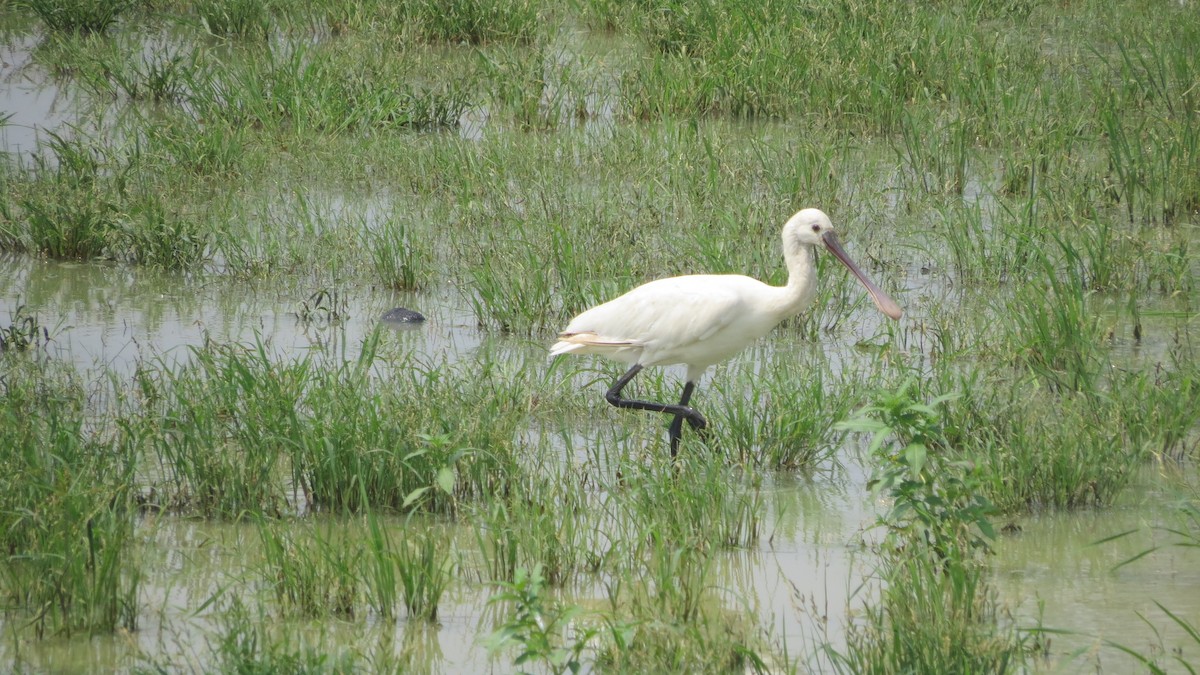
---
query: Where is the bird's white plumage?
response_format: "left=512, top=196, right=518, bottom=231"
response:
left=551, top=273, right=793, bottom=381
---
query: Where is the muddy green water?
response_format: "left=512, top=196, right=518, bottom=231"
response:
left=2, top=260, right=1198, bottom=673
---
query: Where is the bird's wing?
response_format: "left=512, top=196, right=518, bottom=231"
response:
left=558, top=275, right=751, bottom=354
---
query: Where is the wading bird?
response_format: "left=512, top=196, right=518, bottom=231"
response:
left=550, top=208, right=902, bottom=457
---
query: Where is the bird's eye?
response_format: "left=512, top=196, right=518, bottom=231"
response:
left=811, top=224, right=821, bottom=233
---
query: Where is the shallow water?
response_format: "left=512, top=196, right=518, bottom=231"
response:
left=0, top=254, right=482, bottom=379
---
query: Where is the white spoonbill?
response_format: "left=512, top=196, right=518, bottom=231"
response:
left=550, top=208, right=902, bottom=457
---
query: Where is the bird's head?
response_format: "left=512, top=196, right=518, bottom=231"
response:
left=783, top=208, right=835, bottom=248
left=783, top=208, right=903, bottom=321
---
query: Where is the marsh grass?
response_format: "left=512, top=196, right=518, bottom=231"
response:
left=463, top=208, right=639, bottom=334
left=999, top=233, right=1111, bottom=392
left=133, top=339, right=296, bottom=517
left=473, top=474, right=599, bottom=586
left=598, top=554, right=765, bottom=674
left=393, top=524, right=457, bottom=621
left=195, top=0, right=271, bottom=39
left=9, top=131, right=127, bottom=260
left=1096, top=28, right=1200, bottom=223
left=618, top=454, right=763, bottom=552
left=142, top=114, right=247, bottom=175
left=355, top=509, right=458, bottom=619
left=132, top=333, right=530, bottom=516
left=20, top=0, right=133, bottom=34
left=0, top=302, right=51, bottom=352
left=5, top=131, right=214, bottom=267
left=365, top=214, right=432, bottom=291
left=405, top=0, right=543, bottom=45
left=833, top=552, right=1024, bottom=674
left=710, top=353, right=859, bottom=469
left=0, top=356, right=139, bottom=638
left=186, top=42, right=473, bottom=135
left=193, top=597, right=360, bottom=674
left=832, top=380, right=1026, bottom=672
left=259, top=520, right=361, bottom=619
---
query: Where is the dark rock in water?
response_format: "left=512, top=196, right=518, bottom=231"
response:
left=381, top=307, right=426, bottom=324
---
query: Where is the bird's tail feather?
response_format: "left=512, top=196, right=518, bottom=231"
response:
left=549, top=332, right=634, bottom=357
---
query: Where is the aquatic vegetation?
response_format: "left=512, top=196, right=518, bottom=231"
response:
left=841, top=381, right=996, bottom=561
left=832, top=381, right=1026, bottom=672
left=194, top=0, right=271, bottom=39
left=405, top=0, right=544, bottom=45
left=832, top=552, right=1026, bottom=674
left=393, top=524, right=457, bottom=621
left=0, top=302, right=51, bottom=352
left=366, top=215, right=432, bottom=291
left=259, top=521, right=361, bottom=619
left=473, top=475, right=600, bottom=586
left=0, top=357, right=139, bottom=638
left=20, top=0, right=133, bottom=34
left=486, top=565, right=594, bottom=675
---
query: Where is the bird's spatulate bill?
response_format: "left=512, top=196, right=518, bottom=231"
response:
left=822, top=232, right=903, bottom=320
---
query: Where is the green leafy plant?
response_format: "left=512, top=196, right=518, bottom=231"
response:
left=839, top=379, right=996, bottom=561
left=486, top=565, right=595, bottom=675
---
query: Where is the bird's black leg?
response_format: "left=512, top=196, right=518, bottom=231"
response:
left=606, top=365, right=707, bottom=457
left=666, top=380, right=707, bottom=457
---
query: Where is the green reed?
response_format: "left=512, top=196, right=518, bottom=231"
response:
left=259, top=520, right=361, bottom=619
left=393, top=524, right=457, bottom=621
left=0, top=356, right=139, bottom=638
left=710, top=348, right=863, bottom=469
left=1004, top=240, right=1108, bottom=393
left=133, top=339, right=297, bottom=517
left=617, top=453, right=763, bottom=552
left=6, top=131, right=214, bottom=268
left=472, top=473, right=599, bottom=586
left=19, top=0, right=133, bottom=34
left=185, top=41, right=473, bottom=135
left=365, top=214, right=432, bottom=291
left=194, top=0, right=271, bottom=39
left=404, top=0, right=543, bottom=45
left=129, top=332, right=535, bottom=516
left=597, top=541, right=763, bottom=674
left=832, top=551, right=1025, bottom=674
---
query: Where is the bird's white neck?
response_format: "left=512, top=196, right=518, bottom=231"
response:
left=771, top=240, right=819, bottom=320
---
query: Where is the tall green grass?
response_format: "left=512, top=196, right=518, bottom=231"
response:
left=259, top=520, right=361, bottom=619
left=195, top=0, right=271, bottom=39
left=20, top=0, right=133, bottom=34
left=473, top=473, right=600, bottom=586
left=0, top=356, right=139, bottom=638
left=131, top=332, right=531, bottom=516
left=5, top=131, right=213, bottom=268
left=186, top=42, right=473, bottom=135
left=404, top=0, right=543, bottom=45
